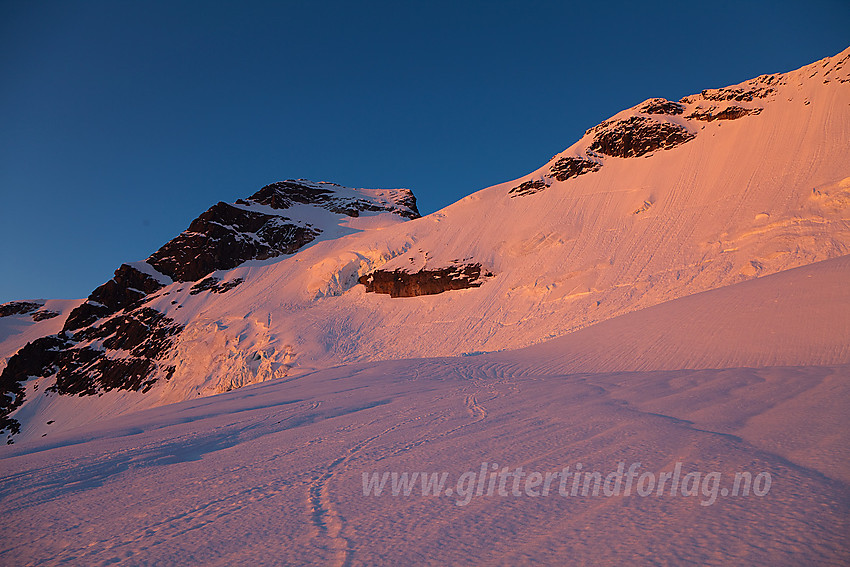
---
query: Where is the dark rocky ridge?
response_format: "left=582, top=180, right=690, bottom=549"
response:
left=147, top=203, right=321, bottom=283
left=639, top=98, right=685, bottom=115
left=189, top=276, right=245, bottom=295
left=509, top=180, right=550, bottom=197
left=588, top=116, right=695, bottom=158
left=1, top=306, right=182, bottom=439
left=359, top=264, right=492, bottom=298
left=549, top=156, right=602, bottom=181
left=31, top=310, right=60, bottom=322
left=0, top=301, right=42, bottom=318
left=685, top=106, right=762, bottom=122
left=64, top=264, right=167, bottom=332
left=240, top=180, right=420, bottom=219
left=1, top=336, right=64, bottom=436
left=150, top=181, right=419, bottom=283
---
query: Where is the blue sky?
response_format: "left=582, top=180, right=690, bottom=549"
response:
left=1, top=0, right=848, bottom=302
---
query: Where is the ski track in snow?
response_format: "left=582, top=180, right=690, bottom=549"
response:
left=307, top=414, right=418, bottom=567
left=306, top=384, right=496, bottom=566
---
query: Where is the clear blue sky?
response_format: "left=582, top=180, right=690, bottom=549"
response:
left=2, top=0, right=848, bottom=302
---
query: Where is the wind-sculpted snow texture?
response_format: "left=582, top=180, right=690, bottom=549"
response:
left=2, top=48, right=850, bottom=448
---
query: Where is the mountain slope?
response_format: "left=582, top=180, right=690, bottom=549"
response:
left=1, top=251, right=847, bottom=565
left=1, top=181, right=419, bottom=437
left=2, top=47, right=849, bottom=440
left=494, top=253, right=850, bottom=374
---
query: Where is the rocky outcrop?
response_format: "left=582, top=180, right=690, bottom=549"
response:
left=0, top=301, right=42, bottom=318
left=588, top=116, right=695, bottom=158
left=549, top=156, right=602, bottom=181
left=31, top=310, right=60, bottom=322
left=150, top=180, right=419, bottom=283
left=56, top=307, right=181, bottom=393
left=822, top=52, right=850, bottom=84
left=148, top=203, right=321, bottom=283
left=694, top=85, right=776, bottom=103
left=64, top=263, right=168, bottom=331
left=1, top=305, right=182, bottom=439
left=359, top=263, right=492, bottom=298
left=241, top=180, right=420, bottom=219
left=509, top=156, right=603, bottom=197
left=0, top=301, right=63, bottom=323
left=639, top=98, right=685, bottom=115
left=509, top=180, right=550, bottom=197
left=685, top=106, right=762, bottom=122
left=633, top=200, right=653, bottom=215
left=680, top=74, right=782, bottom=104
left=189, top=276, right=244, bottom=295
left=0, top=335, right=65, bottom=436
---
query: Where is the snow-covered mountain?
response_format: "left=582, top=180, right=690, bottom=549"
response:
left=2, top=253, right=848, bottom=565
left=2, top=47, right=849, bottom=442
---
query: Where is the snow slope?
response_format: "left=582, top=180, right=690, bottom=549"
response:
left=493, top=253, right=850, bottom=374
left=3, top=48, right=850, bottom=441
left=1, top=253, right=847, bottom=566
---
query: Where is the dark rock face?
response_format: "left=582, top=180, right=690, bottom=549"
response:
left=31, top=310, right=60, bottom=322
left=1, top=305, right=182, bottom=439
left=549, top=156, right=602, bottom=181
left=149, top=180, right=419, bottom=284
left=685, top=106, right=762, bottom=122
left=0, top=301, right=42, bottom=318
left=680, top=75, right=781, bottom=104
left=509, top=180, right=550, bottom=197
left=64, top=264, right=167, bottom=331
left=56, top=307, right=181, bottom=394
left=0, top=335, right=67, bottom=437
left=379, top=190, right=420, bottom=219
left=148, top=203, right=321, bottom=283
left=639, top=98, right=685, bottom=115
left=189, top=276, right=244, bottom=295
left=359, top=264, right=492, bottom=298
left=588, top=116, right=695, bottom=158
left=241, top=180, right=420, bottom=220
left=696, top=86, right=775, bottom=102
